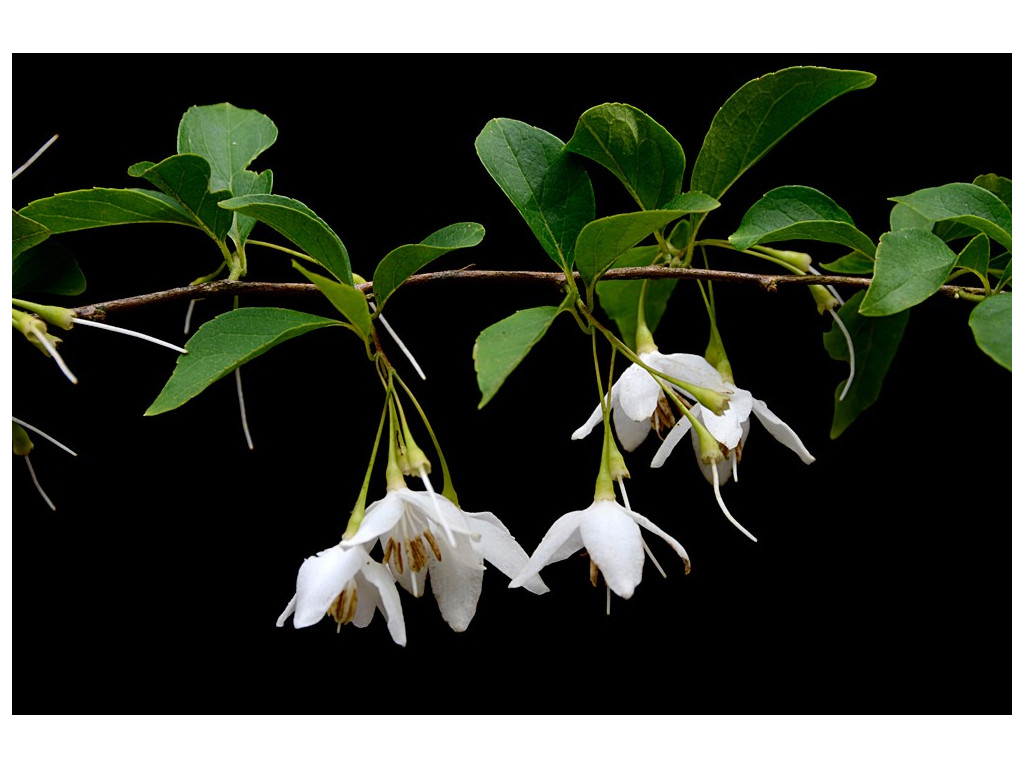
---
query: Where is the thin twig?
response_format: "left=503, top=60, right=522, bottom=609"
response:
left=68, top=268, right=990, bottom=321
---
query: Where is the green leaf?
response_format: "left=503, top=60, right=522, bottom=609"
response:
left=372, top=222, right=485, bottom=309
left=969, top=293, right=1011, bottom=370
left=128, top=154, right=234, bottom=241
left=473, top=305, right=561, bottom=408
left=475, top=118, right=595, bottom=271
left=228, top=169, right=274, bottom=247
left=13, top=240, right=86, bottom=296
left=861, top=229, right=958, bottom=316
left=889, top=183, right=1012, bottom=252
left=292, top=261, right=372, bottom=340
left=219, top=194, right=352, bottom=285
left=176, top=103, right=278, bottom=193
left=995, top=257, right=1012, bottom=293
left=972, top=173, right=1011, bottom=210
left=819, top=252, right=875, bottom=274
left=728, top=185, right=876, bottom=257
left=824, top=290, right=909, bottom=438
left=595, top=245, right=676, bottom=350
left=691, top=66, right=876, bottom=200
left=889, top=202, right=935, bottom=233
left=954, top=234, right=990, bottom=284
left=565, top=103, right=686, bottom=210
left=145, top=307, right=342, bottom=416
left=661, top=191, right=721, bottom=214
left=18, top=188, right=195, bottom=233
left=575, top=209, right=684, bottom=289
left=12, top=209, right=50, bottom=257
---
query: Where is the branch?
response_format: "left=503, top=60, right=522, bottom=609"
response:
left=69, top=265, right=988, bottom=320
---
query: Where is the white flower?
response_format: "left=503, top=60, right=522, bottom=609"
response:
left=650, top=384, right=815, bottom=543
left=276, top=544, right=406, bottom=646
left=343, top=487, right=548, bottom=632
left=508, top=496, right=690, bottom=611
left=651, top=385, right=815, bottom=484
left=572, top=350, right=732, bottom=451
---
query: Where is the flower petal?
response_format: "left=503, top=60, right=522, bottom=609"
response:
left=612, top=402, right=652, bottom=452
left=579, top=500, right=644, bottom=599
left=360, top=559, right=407, bottom=646
left=396, top=487, right=476, bottom=539
left=623, top=508, right=690, bottom=571
left=702, top=387, right=753, bottom=448
left=275, top=594, right=297, bottom=627
left=572, top=398, right=606, bottom=441
left=616, top=363, right=661, bottom=422
left=343, top=492, right=408, bottom=548
left=292, top=545, right=368, bottom=628
left=508, top=509, right=586, bottom=589
left=649, top=350, right=732, bottom=393
left=350, top=571, right=381, bottom=629
left=751, top=398, right=816, bottom=464
left=464, top=511, right=549, bottom=594
left=428, top=546, right=485, bottom=632
left=650, top=413, right=693, bottom=468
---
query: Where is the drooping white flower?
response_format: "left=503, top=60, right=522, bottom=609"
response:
left=572, top=350, right=733, bottom=451
left=343, top=487, right=548, bottom=632
left=649, top=384, right=815, bottom=543
left=276, top=543, right=406, bottom=646
left=508, top=495, right=690, bottom=612
left=651, top=385, right=815, bottom=484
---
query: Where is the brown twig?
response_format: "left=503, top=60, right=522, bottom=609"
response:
left=68, top=266, right=988, bottom=320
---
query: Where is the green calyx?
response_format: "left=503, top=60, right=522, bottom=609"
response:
left=11, top=299, right=76, bottom=330
left=12, top=422, right=34, bottom=456
left=810, top=284, right=839, bottom=314
left=13, top=309, right=63, bottom=356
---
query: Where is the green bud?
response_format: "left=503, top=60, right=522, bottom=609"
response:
left=755, top=245, right=813, bottom=272
left=692, top=418, right=726, bottom=466
left=403, top=443, right=432, bottom=476
left=635, top=319, right=657, bottom=355
left=680, top=382, right=731, bottom=417
left=809, top=284, right=840, bottom=314
left=11, top=298, right=76, bottom=330
left=12, top=422, right=34, bottom=456
left=607, top=439, right=630, bottom=482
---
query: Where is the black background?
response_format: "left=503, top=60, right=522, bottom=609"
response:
left=11, top=54, right=1011, bottom=713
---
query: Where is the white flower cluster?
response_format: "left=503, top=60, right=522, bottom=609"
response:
left=277, top=348, right=814, bottom=644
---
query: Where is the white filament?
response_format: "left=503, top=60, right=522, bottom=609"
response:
left=29, top=327, right=77, bottom=384
left=72, top=317, right=188, bottom=354
left=13, top=134, right=58, bottom=179
left=617, top=478, right=631, bottom=510
left=418, top=467, right=455, bottom=547
left=12, top=417, right=77, bottom=456
left=24, top=456, right=56, bottom=510
left=619, top=479, right=667, bottom=578
left=378, top=312, right=426, bottom=381
left=183, top=299, right=198, bottom=335
left=829, top=308, right=856, bottom=401
left=235, top=368, right=254, bottom=450
left=808, top=266, right=845, bottom=306
left=642, top=537, right=668, bottom=579
left=711, top=462, right=757, bottom=543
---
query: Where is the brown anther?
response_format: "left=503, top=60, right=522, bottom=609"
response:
left=651, top=391, right=678, bottom=439
left=589, top=557, right=600, bottom=588
left=423, top=529, right=443, bottom=561
left=384, top=538, right=404, bottom=574
left=406, top=537, right=429, bottom=573
left=328, top=585, right=359, bottom=626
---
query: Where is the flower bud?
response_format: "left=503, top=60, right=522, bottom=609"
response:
left=12, top=422, right=34, bottom=456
